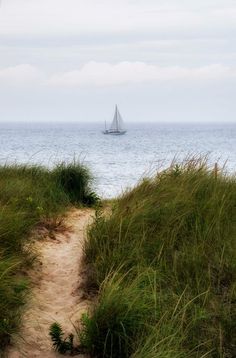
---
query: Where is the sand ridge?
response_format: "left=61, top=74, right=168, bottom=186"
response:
left=6, top=208, right=93, bottom=358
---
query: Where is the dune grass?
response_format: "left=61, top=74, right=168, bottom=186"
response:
left=81, top=158, right=236, bottom=357
left=53, top=161, right=99, bottom=206
left=0, top=161, right=96, bottom=353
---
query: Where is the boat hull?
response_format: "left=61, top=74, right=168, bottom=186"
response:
left=103, top=130, right=126, bottom=135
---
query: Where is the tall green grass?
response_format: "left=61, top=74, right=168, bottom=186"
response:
left=0, top=161, right=96, bottom=353
left=53, top=161, right=98, bottom=206
left=82, top=159, right=236, bottom=357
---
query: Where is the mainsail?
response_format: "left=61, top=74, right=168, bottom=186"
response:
left=110, top=105, right=125, bottom=132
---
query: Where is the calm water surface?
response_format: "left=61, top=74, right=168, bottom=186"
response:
left=0, top=122, right=235, bottom=197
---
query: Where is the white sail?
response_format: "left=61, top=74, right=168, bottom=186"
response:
left=110, top=105, right=125, bottom=132
left=116, top=107, right=125, bottom=131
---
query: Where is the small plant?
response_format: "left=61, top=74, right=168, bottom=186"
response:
left=171, top=163, right=182, bottom=177
left=84, top=191, right=100, bottom=207
left=49, top=322, right=74, bottom=354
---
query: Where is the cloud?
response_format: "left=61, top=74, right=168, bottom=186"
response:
left=0, top=0, right=235, bottom=39
left=0, top=64, right=43, bottom=85
left=0, top=1, right=235, bottom=79
left=0, top=62, right=235, bottom=89
left=47, top=62, right=235, bottom=87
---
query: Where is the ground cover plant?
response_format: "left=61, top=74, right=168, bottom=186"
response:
left=0, top=161, right=96, bottom=353
left=82, top=158, right=236, bottom=358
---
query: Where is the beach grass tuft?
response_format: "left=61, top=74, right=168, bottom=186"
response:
left=81, top=158, right=236, bottom=357
left=52, top=161, right=99, bottom=206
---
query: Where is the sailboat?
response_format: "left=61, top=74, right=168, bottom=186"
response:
left=103, top=105, right=127, bottom=135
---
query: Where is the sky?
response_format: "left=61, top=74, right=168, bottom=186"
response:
left=0, top=0, right=235, bottom=122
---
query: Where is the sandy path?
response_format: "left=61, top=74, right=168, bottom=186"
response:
left=7, top=208, right=93, bottom=358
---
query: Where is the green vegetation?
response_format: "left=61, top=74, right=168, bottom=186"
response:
left=81, top=159, right=236, bottom=357
left=53, top=161, right=99, bottom=206
left=49, top=322, right=74, bottom=354
left=0, top=162, right=96, bottom=353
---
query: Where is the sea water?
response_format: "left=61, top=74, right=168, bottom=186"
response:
left=0, top=122, right=235, bottom=198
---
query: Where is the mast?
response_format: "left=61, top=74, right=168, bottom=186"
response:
left=115, top=104, right=118, bottom=131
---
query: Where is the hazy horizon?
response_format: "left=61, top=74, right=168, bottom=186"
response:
left=0, top=120, right=235, bottom=125
left=0, top=0, right=235, bottom=123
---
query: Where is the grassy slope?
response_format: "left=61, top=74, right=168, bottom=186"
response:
left=0, top=162, right=96, bottom=352
left=82, top=160, right=236, bottom=358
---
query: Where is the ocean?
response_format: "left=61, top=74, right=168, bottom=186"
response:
left=0, top=122, right=235, bottom=198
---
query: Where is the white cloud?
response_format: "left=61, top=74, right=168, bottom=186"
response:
left=47, top=62, right=235, bottom=87
left=0, top=62, right=235, bottom=88
left=0, top=64, right=43, bottom=85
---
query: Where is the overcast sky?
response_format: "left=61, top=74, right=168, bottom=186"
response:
left=0, top=0, right=235, bottom=122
